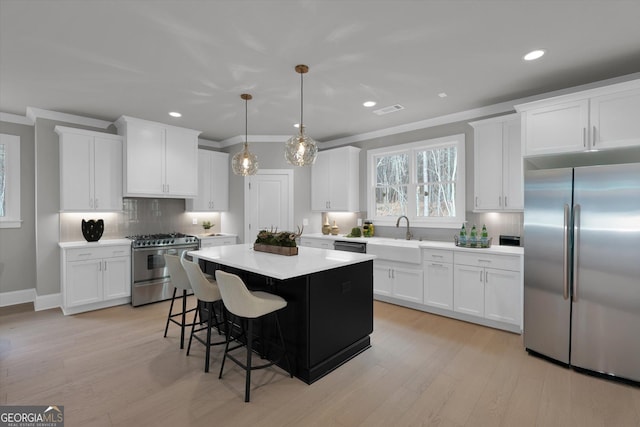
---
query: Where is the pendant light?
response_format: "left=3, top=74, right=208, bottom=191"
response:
left=285, top=64, right=318, bottom=166
left=232, top=93, right=259, bottom=176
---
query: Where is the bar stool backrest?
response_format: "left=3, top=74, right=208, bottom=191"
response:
left=215, top=270, right=265, bottom=318
left=181, top=258, right=221, bottom=303
left=164, top=254, right=191, bottom=291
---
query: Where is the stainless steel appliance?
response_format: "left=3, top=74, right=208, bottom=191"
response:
left=128, top=233, right=199, bottom=306
left=334, top=240, right=367, bottom=253
left=523, top=163, right=640, bottom=384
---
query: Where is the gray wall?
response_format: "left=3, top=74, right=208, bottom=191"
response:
left=0, top=121, right=36, bottom=293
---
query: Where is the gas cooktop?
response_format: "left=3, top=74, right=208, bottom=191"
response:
left=127, top=232, right=198, bottom=248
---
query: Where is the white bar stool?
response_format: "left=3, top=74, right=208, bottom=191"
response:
left=181, top=257, right=227, bottom=373
left=215, top=270, right=293, bottom=402
left=163, top=254, right=197, bottom=349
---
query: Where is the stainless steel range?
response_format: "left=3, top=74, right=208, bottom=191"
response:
left=127, top=233, right=199, bottom=306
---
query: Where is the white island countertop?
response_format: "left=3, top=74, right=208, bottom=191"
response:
left=189, top=243, right=376, bottom=281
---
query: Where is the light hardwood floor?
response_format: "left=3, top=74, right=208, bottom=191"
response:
left=1, top=300, right=639, bottom=426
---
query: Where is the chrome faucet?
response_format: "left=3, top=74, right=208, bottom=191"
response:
left=396, top=215, right=412, bottom=240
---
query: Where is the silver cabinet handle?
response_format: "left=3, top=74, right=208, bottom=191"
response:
left=485, top=271, right=488, bottom=283
left=592, top=125, right=596, bottom=147
left=475, top=196, right=479, bottom=207
left=480, top=270, right=483, bottom=282
left=573, top=204, right=581, bottom=302
left=95, top=198, right=98, bottom=209
left=103, top=260, right=107, bottom=271
left=563, top=203, right=570, bottom=300
left=431, top=263, right=443, bottom=267
left=583, top=127, right=587, bottom=147
left=504, top=196, right=508, bottom=207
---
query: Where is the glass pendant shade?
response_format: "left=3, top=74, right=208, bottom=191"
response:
left=285, top=64, right=318, bottom=166
left=232, top=93, right=258, bottom=176
left=232, top=143, right=259, bottom=176
left=284, top=126, right=318, bottom=166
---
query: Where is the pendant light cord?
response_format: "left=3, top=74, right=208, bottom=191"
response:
left=300, top=71, right=304, bottom=132
left=245, top=96, right=248, bottom=149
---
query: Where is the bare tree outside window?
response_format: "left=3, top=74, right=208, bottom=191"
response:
left=416, top=146, right=457, bottom=217
left=374, top=153, right=408, bottom=216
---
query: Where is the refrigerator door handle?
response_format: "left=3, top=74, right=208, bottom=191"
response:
left=563, top=204, right=570, bottom=300
left=572, top=204, right=581, bottom=302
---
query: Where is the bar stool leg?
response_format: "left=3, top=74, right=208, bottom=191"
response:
left=186, top=301, right=200, bottom=356
left=180, top=289, right=188, bottom=349
left=205, top=301, right=213, bottom=373
left=164, top=287, right=178, bottom=338
left=245, top=318, right=253, bottom=402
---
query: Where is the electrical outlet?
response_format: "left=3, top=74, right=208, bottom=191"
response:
left=192, top=218, right=198, bottom=225
left=303, top=218, right=309, bottom=226
left=357, top=218, right=363, bottom=226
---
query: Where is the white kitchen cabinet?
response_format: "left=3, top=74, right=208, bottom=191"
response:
left=516, top=80, right=640, bottom=156
left=471, top=114, right=522, bottom=211
left=186, top=150, right=229, bottom=211
left=115, top=116, right=200, bottom=198
left=453, top=251, right=521, bottom=325
left=423, top=249, right=454, bottom=310
left=61, top=243, right=131, bottom=314
left=299, top=236, right=334, bottom=249
left=56, top=126, right=122, bottom=211
left=373, top=260, right=423, bottom=304
left=199, top=235, right=237, bottom=248
left=311, top=146, right=360, bottom=212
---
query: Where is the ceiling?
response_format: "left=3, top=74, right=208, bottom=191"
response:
left=1, top=0, right=640, bottom=144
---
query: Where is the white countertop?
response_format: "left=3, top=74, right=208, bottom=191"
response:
left=59, top=239, right=132, bottom=249
left=301, top=233, right=524, bottom=256
left=189, top=243, right=376, bottom=280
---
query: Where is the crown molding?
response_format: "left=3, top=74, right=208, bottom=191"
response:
left=198, top=138, right=222, bottom=149
left=0, top=112, right=34, bottom=126
left=26, top=107, right=112, bottom=129
left=219, top=134, right=289, bottom=147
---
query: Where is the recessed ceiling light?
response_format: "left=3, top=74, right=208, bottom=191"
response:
left=169, top=111, right=182, bottom=117
left=523, top=49, right=546, bottom=61
left=438, top=92, right=448, bottom=98
left=363, top=101, right=377, bottom=108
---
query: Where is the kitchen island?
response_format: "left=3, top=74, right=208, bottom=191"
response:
left=188, top=244, right=376, bottom=384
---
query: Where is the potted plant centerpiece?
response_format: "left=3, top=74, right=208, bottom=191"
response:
left=253, top=226, right=303, bottom=256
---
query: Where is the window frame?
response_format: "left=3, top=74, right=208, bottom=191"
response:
left=367, top=134, right=465, bottom=228
left=0, top=133, right=21, bottom=228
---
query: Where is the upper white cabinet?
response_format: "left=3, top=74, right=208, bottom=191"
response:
left=311, top=146, right=360, bottom=212
left=115, top=116, right=200, bottom=198
left=56, top=126, right=122, bottom=211
left=186, top=150, right=229, bottom=211
left=470, top=114, right=522, bottom=211
left=516, top=80, right=640, bottom=156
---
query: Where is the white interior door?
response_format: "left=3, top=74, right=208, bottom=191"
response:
left=244, top=170, right=294, bottom=243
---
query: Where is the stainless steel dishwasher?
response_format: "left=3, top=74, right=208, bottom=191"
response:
left=333, top=240, right=367, bottom=253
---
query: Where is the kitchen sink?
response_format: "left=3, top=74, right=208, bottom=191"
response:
left=366, top=239, right=422, bottom=264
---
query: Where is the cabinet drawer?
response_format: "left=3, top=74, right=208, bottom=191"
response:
left=66, top=245, right=130, bottom=262
left=454, top=251, right=520, bottom=271
left=422, top=249, right=453, bottom=264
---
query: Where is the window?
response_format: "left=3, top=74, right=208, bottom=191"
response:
left=0, top=133, right=21, bottom=228
left=368, top=134, right=465, bottom=228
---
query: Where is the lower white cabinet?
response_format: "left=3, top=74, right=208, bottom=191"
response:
left=373, top=260, right=423, bottom=304
left=61, top=243, right=131, bottom=315
left=199, top=235, right=237, bottom=248
left=299, top=237, right=334, bottom=250
left=423, top=249, right=454, bottom=310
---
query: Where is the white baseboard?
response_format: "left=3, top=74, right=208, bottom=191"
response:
left=34, top=293, right=62, bottom=311
left=0, top=288, right=36, bottom=307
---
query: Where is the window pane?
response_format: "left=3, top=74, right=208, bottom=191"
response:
left=376, top=186, right=407, bottom=216
left=376, top=153, right=409, bottom=186
left=417, top=146, right=457, bottom=183
left=0, top=143, right=5, bottom=217
left=416, top=183, right=456, bottom=217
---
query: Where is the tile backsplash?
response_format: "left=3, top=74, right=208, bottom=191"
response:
left=59, top=198, right=222, bottom=242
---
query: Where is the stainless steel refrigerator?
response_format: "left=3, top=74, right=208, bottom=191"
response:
left=523, top=162, right=640, bottom=383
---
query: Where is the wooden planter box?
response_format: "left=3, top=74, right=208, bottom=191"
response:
left=253, top=243, right=299, bottom=256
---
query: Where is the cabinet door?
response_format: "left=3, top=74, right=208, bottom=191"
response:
left=524, top=99, right=589, bottom=156
left=392, top=266, right=423, bottom=303
left=164, top=127, right=198, bottom=197
left=484, top=268, right=520, bottom=325
left=590, top=88, right=640, bottom=150
left=93, top=136, right=122, bottom=211
left=191, top=150, right=211, bottom=211
left=103, top=256, right=131, bottom=300
left=474, top=122, right=503, bottom=210
left=424, top=261, right=453, bottom=309
left=373, top=262, right=393, bottom=297
left=327, top=150, right=350, bottom=210
left=311, top=150, right=331, bottom=211
left=453, top=264, right=484, bottom=316
left=125, top=122, right=164, bottom=195
left=66, top=259, right=102, bottom=307
left=209, top=151, right=229, bottom=211
left=502, top=118, right=523, bottom=210
left=60, top=132, right=93, bottom=210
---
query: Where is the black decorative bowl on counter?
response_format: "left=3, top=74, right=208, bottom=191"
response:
left=81, top=219, right=104, bottom=242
